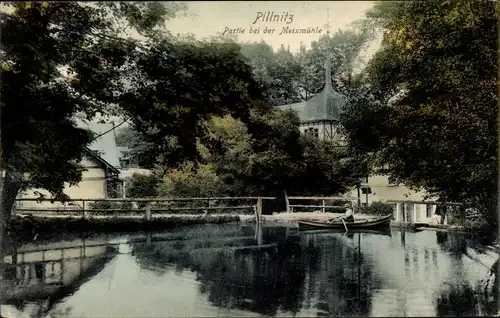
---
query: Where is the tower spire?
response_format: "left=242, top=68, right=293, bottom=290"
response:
left=325, top=56, right=332, bottom=90
left=324, top=8, right=332, bottom=89
left=326, top=8, right=331, bottom=36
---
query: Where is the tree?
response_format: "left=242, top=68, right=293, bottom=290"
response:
left=197, top=115, right=255, bottom=196
left=116, top=126, right=157, bottom=168
left=240, top=41, right=302, bottom=107
left=184, top=109, right=359, bottom=198
left=125, top=173, right=161, bottom=198
left=244, top=109, right=305, bottom=196
left=0, top=2, right=185, bottom=222
left=297, top=26, right=375, bottom=98
left=118, top=38, right=264, bottom=168
left=344, top=0, right=499, bottom=227
left=157, top=162, right=227, bottom=198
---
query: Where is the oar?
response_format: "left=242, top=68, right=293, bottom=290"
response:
left=327, top=215, right=343, bottom=222
left=342, top=219, right=348, bottom=233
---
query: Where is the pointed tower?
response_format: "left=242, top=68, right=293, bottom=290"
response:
left=275, top=8, right=347, bottom=145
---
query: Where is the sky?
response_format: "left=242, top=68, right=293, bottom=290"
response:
left=165, top=1, right=378, bottom=52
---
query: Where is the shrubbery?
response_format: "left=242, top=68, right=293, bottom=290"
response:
left=126, top=173, right=161, bottom=198
left=355, top=201, right=393, bottom=216
left=150, top=113, right=362, bottom=201
left=88, top=201, right=134, bottom=213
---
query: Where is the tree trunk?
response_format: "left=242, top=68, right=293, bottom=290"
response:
left=1, top=169, right=22, bottom=223
left=436, top=204, right=448, bottom=225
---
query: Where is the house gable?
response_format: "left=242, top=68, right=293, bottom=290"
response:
left=83, top=147, right=120, bottom=176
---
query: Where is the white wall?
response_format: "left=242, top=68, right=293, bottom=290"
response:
left=350, top=175, right=432, bottom=203
left=16, top=155, right=109, bottom=210
left=300, top=122, right=346, bottom=145
left=349, top=174, right=443, bottom=224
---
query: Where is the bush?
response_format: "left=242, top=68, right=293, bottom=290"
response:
left=88, top=201, right=134, bottom=213
left=126, top=173, right=161, bottom=198
left=356, top=201, right=393, bottom=216
left=157, top=162, right=227, bottom=198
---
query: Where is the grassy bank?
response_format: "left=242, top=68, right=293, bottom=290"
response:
left=7, top=214, right=240, bottom=235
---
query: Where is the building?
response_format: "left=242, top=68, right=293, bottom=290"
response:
left=350, top=175, right=442, bottom=224
left=16, top=119, right=124, bottom=211
left=276, top=58, right=348, bottom=146
left=275, top=56, right=443, bottom=224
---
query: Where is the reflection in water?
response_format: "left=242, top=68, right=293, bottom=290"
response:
left=1, top=224, right=498, bottom=317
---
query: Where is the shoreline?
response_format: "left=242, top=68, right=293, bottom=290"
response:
left=6, top=212, right=495, bottom=236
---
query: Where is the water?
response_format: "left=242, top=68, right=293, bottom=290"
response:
left=1, top=224, right=499, bottom=317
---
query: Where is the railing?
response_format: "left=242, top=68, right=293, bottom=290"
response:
left=385, top=200, right=463, bottom=206
left=284, top=194, right=358, bottom=213
left=13, top=196, right=277, bottom=224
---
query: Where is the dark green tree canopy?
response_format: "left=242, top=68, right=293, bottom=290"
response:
left=0, top=1, right=184, bottom=217
left=341, top=0, right=498, bottom=227
left=119, top=38, right=264, bottom=167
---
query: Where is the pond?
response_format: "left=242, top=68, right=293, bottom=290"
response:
left=1, top=224, right=499, bottom=317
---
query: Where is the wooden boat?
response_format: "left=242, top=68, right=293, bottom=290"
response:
left=298, top=227, right=392, bottom=238
left=297, top=214, right=392, bottom=231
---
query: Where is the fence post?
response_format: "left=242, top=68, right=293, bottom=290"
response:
left=82, top=200, right=87, bottom=219
left=459, top=205, right=465, bottom=226
left=284, top=190, right=290, bottom=213
left=256, top=197, right=262, bottom=224
left=144, top=203, right=151, bottom=221
left=322, top=199, right=325, bottom=213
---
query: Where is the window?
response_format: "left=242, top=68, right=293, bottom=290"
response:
left=106, top=179, right=122, bottom=198
left=305, top=127, right=319, bottom=138
left=426, top=204, right=433, bottom=218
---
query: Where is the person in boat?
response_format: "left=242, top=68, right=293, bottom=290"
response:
left=343, top=203, right=355, bottom=222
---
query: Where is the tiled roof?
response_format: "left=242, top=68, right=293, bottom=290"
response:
left=75, top=118, right=121, bottom=169
left=276, top=58, right=347, bottom=122
left=276, top=101, right=308, bottom=121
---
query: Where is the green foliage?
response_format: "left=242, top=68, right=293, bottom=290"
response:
left=116, top=24, right=376, bottom=174
left=158, top=110, right=360, bottom=198
left=8, top=214, right=239, bottom=234
left=343, top=0, right=498, bottom=226
left=297, top=27, right=375, bottom=96
left=239, top=26, right=375, bottom=106
left=125, top=173, right=161, bottom=198
left=0, top=1, right=372, bottom=223
left=88, top=201, right=133, bottom=212
left=158, top=163, right=226, bottom=198
left=240, top=42, right=302, bottom=106
left=0, top=1, right=184, bottom=218
left=116, top=127, right=157, bottom=168
left=119, top=38, right=263, bottom=168
left=356, top=202, right=393, bottom=216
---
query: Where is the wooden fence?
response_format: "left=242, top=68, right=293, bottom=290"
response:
left=14, top=196, right=467, bottom=224
left=13, top=197, right=277, bottom=224
left=284, top=194, right=358, bottom=213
